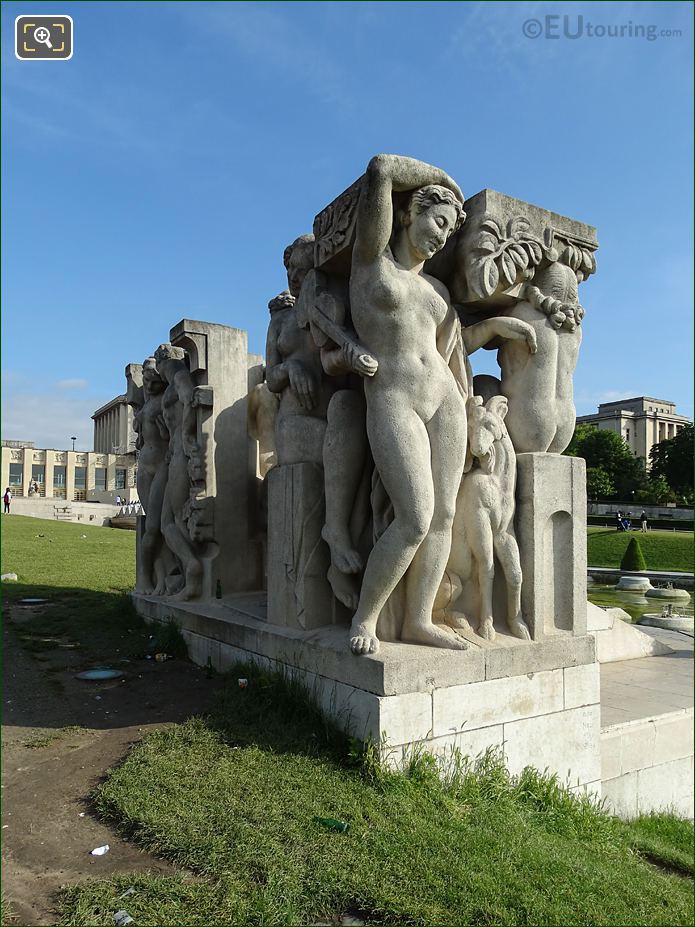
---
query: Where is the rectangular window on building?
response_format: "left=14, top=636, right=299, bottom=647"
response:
left=115, top=468, right=126, bottom=490
left=73, top=466, right=87, bottom=501
left=9, top=463, right=23, bottom=487
left=53, top=466, right=66, bottom=487
left=95, top=467, right=107, bottom=491
left=32, top=464, right=45, bottom=485
left=626, top=428, right=630, bottom=442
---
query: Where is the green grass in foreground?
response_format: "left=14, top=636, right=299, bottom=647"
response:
left=1, top=514, right=147, bottom=659
left=587, top=527, right=693, bottom=572
left=57, top=665, right=694, bottom=927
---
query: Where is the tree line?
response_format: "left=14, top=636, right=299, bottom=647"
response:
left=564, top=423, right=693, bottom=505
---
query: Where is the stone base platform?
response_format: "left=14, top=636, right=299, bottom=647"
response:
left=133, top=592, right=601, bottom=791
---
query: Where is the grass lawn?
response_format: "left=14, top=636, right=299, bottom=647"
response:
left=3, top=515, right=693, bottom=926
left=587, top=527, right=693, bottom=572
left=1, top=514, right=146, bottom=658
left=59, top=666, right=694, bottom=926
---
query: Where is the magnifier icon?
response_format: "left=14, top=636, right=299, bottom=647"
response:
left=34, top=26, right=53, bottom=49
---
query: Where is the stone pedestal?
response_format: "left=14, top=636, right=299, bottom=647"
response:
left=516, top=453, right=587, bottom=639
left=132, top=591, right=600, bottom=792
left=267, top=463, right=335, bottom=630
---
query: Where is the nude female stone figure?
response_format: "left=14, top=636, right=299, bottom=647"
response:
left=348, top=155, right=469, bottom=654
left=134, top=357, right=172, bottom=594
left=348, top=155, right=537, bottom=655
left=154, top=343, right=204, bottom=601
left=498, top=260, right=584, bottom=454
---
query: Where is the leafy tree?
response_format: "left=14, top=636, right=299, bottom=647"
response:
left=565, top=425, right=648, bottom=499
left=586, top=466, right=615, bottom=499
left=649, top=423, right=694, bottom=495
left=635, top=477, right=677, bottom=505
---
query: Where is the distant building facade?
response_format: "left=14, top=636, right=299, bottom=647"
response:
left=92, top=394, right=136, bottom=455
left=1, top=441, right=137, bottom=503
left=576, top=397, right=691, bottom=462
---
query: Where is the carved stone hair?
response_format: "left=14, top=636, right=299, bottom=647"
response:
left=407, top=184, right=466, bottom=231
left=154, top=343, right=186, bottom=363
left=143, top=356, right=158, bottom=372
left=283, top=233, right=315, bottom=271
left=268, top=290, right=296, bottom=314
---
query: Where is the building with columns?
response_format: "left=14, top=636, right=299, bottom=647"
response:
left=576, top=397, right=691, bottom=463
left=1, top=441, right=137, bottom=503
left=92, top=394, right=136, bottom=455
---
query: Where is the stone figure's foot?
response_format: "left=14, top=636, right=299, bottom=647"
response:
left=402, top=623, right=468, bottom=650
left=322, top=526, right=363, bottom=575
left=327, top=564, right=360, bottom=612
left=443, top=610, right=472, bottom=633
left=350, top=620, right=380, bottom=655
left=509, top=616, right=531, bottom=640
left=170, top=566, right=202, bottom=602
left=478, top=618, right=496, bottom=641
left=164, top=574, right=184, bottom=595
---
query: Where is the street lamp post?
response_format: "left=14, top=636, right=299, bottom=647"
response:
left=71, top=436, right=77, bottom=452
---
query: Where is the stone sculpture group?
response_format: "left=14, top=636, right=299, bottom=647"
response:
left=128, top=154, right=597, bottom=662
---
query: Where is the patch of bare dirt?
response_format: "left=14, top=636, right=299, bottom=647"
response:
left=2, top=611, right=223, bottom=925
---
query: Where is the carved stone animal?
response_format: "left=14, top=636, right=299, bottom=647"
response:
left=439, top=395, right=530, bottom=642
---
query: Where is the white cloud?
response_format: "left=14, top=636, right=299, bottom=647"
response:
left=56, top=378, right=89, bottom=390
left=1, top=393, right=96, bottom=452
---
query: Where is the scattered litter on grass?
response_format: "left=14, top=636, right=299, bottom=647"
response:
left=313, top=816, right=349, bottom=833
left=238, top=677, right=248, bottom=689
left=90, top=844, right=110, bottom=856
left=1, top=572, right=17, bottom=581
left=154, top=653, right=172, bottom=662
left=95, top=696, right=102, bottom=701
left=119, top=888, right=136, bottom=899
left=80, top=534, right=87, bottom=538
left=78, top=812, right=86, bottom=818
left=114, top=910, right=134, bottom=925
left=75, top=668, right=125, bottom=681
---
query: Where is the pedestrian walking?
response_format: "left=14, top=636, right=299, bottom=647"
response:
left=3, top=487, right=11, bottom=514
left=640, top=510, right=648, bottom=532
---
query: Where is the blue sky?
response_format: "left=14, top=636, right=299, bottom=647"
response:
left=2, top=0, right=693, bottom=451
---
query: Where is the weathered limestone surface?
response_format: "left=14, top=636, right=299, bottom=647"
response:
left=130, top=153, right=612, bottom=791
left=515, top=452, right=587, bottom=638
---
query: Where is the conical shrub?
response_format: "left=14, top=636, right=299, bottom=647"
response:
left=620, top=537, right=647, bottom=572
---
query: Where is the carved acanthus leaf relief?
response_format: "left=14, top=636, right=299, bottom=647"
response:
left=313, top=178, right=363, bottom=267
left=467, top=217, right=597, bottom=301
left=468, top=216, right=545, bottom=298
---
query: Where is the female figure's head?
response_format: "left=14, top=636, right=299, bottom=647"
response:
left=397, top=185, right=465, bottom=262
left=283, top=234, right=315, bottom=298
left=268, top=291, right=296, bottom=315
left=142, top=356, right=165, bottom=398
left=153, top=343, right=187, bottom=382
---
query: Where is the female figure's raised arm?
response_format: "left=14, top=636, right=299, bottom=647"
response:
left=353, top=155, right=464, bottom=264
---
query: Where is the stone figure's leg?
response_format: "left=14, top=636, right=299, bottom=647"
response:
left=467, top=518, right=495, bottom=641
left=350, top=401, right=435, bottom=655
left=400, top=395, right=468, bottom=650
left=142, top=465, right=168, bottom=595
left=494, top=530, right=530, bottom=640
left=162, top=453, right=202, bottom=601
left=323, top=389, right=367, bottom=575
